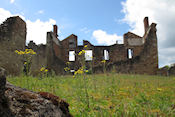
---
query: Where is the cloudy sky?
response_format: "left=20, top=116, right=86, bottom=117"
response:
left=0, top=0, right=175, bottom=67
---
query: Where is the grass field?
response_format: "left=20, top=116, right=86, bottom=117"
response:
left=7, top=74, right=175, bottom=117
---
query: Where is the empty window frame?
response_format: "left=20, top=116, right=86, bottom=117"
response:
left=69, top=51, right=75, bottom=61
left=104, top=50, right=109, bottom=60
left=85, top=50, right=93, bottom=61
left=69, top=39, right=76, bottom=48
left=128, top=49, right=133, bottom=59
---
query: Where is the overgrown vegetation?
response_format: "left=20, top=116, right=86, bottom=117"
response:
left=7, top=74, right=175, bottom=116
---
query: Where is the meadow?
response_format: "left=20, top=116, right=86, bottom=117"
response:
left=7, top=74, right=175, bottom=117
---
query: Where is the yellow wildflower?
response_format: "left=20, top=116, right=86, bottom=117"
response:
left=84, top=45, right=88, bottom=48
left=15, top=49, right=36, bottom=55
left=44, top=69, right=48, bottom=72
left=101, top=60, right=106, bottom=63
left=15, top=50, right=19, bottom=53
left=78, top=50, right=86, bottom=55
left=150, top=109, right=160, bottom=113
left=64, top=67, right=70, bottom=71
left=40, top=67, right=45, bottom=72
left=78, top=51, right=82, bottom=55
left=19, top=51, right=25, bottom=55
left=157, top=88, right=163, bottom=91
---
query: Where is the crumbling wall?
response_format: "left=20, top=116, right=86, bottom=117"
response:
left=46, top=32, right=65, bottom=75
left=124, top=32, right=145, bottom=58
left=0, top=16, right=26, bottom=75
left=94, top=23, right=158, bottom=75
left=169, top=66, right=175, bottom=76
left=27, top=41, right=47, bottom=75
left=157, top=64, right=175, bottom=76
left=0, top=16, right=158, bottom=75
left=61, top=34, right=78, bottom=62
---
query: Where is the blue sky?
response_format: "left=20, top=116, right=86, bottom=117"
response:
left=1, top=0, right=129, bottom=44
left=1, top=0, right=175, bottom=67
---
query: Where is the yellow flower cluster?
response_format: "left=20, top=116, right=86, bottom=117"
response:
left=40, top=67, right=48, bottom=72
left=78, top=50, right=86, bottom=56
left=73, top=67, right=88, bottom=78
left=150, top=109, right=160, bottom=113
left=64, top=67, right=70, bottom=72
left=15, top=49, right=36, bottom=55
left=157, top=88, right=163, bottom=91
left=101, top=60, right=106, bottom=63
left=74, top=68, right=84, bottom=75
left=66, top=62, right=70, bottom=65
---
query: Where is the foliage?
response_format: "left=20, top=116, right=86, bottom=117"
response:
left=15, top=49, right=36, bottom=75
left=7, top=74, right=175, bottom=116
left=39, top=67, right=48, bottom=78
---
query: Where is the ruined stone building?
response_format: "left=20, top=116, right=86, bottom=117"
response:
left=0, top=16, right=158, bottom=75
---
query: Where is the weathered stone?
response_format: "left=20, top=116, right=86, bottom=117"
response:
left=0, top=68, right=13, bottom=117
left=0, top=68, right=72, bottom=117
left=49, top=17, right=158, bottom=75
left=0, top=68, right=6, bottom=96
left=5, top=83, right=72, bottom=117
left=169, top=65, right=175, bottom=76
left=0, top=16, right=26, bottom=75
left=0, top=16, right=159, bottom=75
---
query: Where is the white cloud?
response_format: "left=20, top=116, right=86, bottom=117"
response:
left=37, top=10, right=44, bottom=14
left=92, top=30, right=123, bottom=45
left=10, top=0, right=15, bottom=4
left=121, top=0, right=175, bottom=67
left=0, top=8, right=12, bottom=22
left=159, top=47, right=175, bottom=67
left=80, top=27, right=91, bottom=34
left=0, top=8, right=56, bottom=45
left=26, top=19, right=56, bottom=44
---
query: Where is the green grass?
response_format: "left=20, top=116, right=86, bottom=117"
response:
left=7, top=74, right=175, bottom=117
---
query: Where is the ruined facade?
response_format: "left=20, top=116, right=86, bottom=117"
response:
left=45, top=17, right=158, bottom=75
left=0, top=16, right=158, bottom=75
left=0, top=16, right=26, bottom=75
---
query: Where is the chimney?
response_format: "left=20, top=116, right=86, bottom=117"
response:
left=116, top=40, right=118, bottom=44
left=53, top=25, right=58, bottom=38
left=143, top=17, right=149, bottom=33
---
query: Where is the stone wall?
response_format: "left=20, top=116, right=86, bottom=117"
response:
left=57, top=18, right=158, bottom=75
left=60, top=34, right=78, bottom=62
left=27, top=41, right=47, bottom=75
left=0, top=16, right=159, bottom=75
left=169, top=66, right=175, bottom=76
left=46, top=32, right=66, bottom=75
left=0, top=16, right=26, bottom=75
left=93, top=23, right=158, bottom=75
left=157, top=64, right=175, bottom=76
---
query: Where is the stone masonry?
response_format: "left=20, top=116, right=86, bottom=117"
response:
left=0, top=16, right=158, bottom=75
left=45, top=17, right=158, bottom=75
left=0, top=16, right=26, bottom=75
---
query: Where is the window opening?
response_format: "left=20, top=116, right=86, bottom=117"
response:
left=104, top=50, right=109, bottom=60
left=69, top=51, right=75, bottom=61
left=85, top=50, right=93, bottom=61
left=128, top=49, right=133, bottom=59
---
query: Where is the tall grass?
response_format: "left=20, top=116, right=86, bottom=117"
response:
left=7, top=74, right=175, bottom=116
